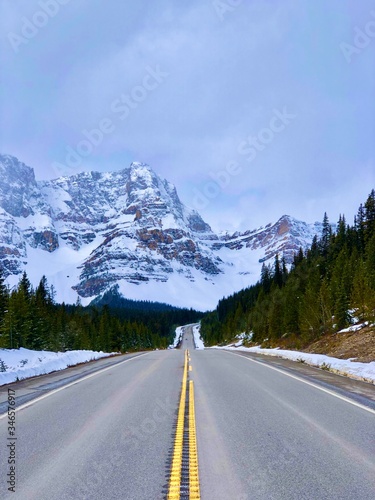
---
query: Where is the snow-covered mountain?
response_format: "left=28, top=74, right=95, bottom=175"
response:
left=0, top=154, right=323, bottom=310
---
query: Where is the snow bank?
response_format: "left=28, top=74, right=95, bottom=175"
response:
left=0, top=348, right=116, bottom=386
left=337, top=322, right=368, bottom=333
left=192, top=323, right=205, bottom=349
left=169, top=326, right=183, bottom=348
left=212, top=345, right=375, bottom=384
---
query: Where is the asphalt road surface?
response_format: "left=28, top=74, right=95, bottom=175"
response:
left=0, top=324, right=374, bottom=499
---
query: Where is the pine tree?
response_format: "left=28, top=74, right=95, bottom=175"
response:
left=0, top=267, right=7, bottom=314
left=35, top=276, right=50, bottom=306
left=11, top=275, right=33, bottom=348
left=98, top=306, right=110, bottom=351
left=319, top=212, right=332, bottom=256
left=299, top=267, right=322, bottom=341
left=268, top=288, right=284, bottom=339
left=308, top=235, right=319, bottom=260
left=282, top=276, right=300, bottom=334
left=31, top=276, right=53, bottom=349
left=293, top=247, right=304, bottom=268
left=281, top=256, right=288, bottom=285
left=351, top=260, right=373, bottom=321
left=0, top=267, right=9, bottom=347
left=319, top=279, right=334, bottom=333
left=299, top=284, right=321, bottom=341
left=355, top=203, right=366, bottom=253
left=364, top=189, right=375, bottom=240
left=364, top=232, right=375, bottom=290
left=334, top=285, right=350, bottom=331
left=19, top=271, right=32, bottom=300
left=332, top=214, right=347, bottom=256
left=273, top=254, right=283, bottom=288
left=260, top=263, right=272, bottom=293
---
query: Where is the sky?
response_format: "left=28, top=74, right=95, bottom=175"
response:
left=1, top=0, right=374, bottom=232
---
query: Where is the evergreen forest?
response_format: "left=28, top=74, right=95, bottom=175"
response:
left=200, top=190, right=375, bottom=347
left=0, top=271, right=201, bottom=352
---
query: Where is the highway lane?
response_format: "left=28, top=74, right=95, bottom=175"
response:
left=189, top=340, right=375, bottom=500
left=0, top=353, right=144, bottom=414
left=0, top=324, right=374, bottom=499
left=0, top=349, right=184, bottom=499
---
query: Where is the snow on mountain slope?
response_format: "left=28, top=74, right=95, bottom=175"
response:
left=0, top=154, right=323, bottom=310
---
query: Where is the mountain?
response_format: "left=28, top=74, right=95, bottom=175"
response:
left=216, top=215, right=323, bottom=263
left=0, top=154, right=324, bottom=310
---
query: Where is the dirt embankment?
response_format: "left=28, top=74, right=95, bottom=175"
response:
left=302, top=326, right=375, bottom=363
left=250, top=325, right=375, bottom=363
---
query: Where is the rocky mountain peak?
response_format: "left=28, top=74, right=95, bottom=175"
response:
left=126, top=162, right=170, bottom=208
left=0, top=154, right=38, bottom=217
left=0, top=154, right=35, bottom=182
left=129, top=161, right=155, bottom=183
left=0, top=154, right=324, bottom=309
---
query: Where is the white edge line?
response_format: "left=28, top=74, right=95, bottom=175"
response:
left=225, top=350, right=375, bottom=415
left=0, top=352, right=150, bottom=419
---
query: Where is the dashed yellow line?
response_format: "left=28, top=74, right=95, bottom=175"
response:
left=168, top=350, right=188, bottom=499
left=189, top=380, right=200, bottom=499
left=168, top=350, right=200, bottom=499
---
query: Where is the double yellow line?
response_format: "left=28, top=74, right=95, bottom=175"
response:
left=188, top=379, right=200, bottom=499
left=168, top=350, right=200, bottom=499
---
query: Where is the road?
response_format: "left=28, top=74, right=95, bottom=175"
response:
left=0, top=324, right=374, bottom=499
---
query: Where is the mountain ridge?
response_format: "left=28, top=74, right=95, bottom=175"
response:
left=0, top=154, right=323, bottom=309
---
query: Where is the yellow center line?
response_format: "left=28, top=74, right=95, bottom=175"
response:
left=189, top=379, right=200, bottom=499
left=168, top=350, right=188, bottom=499
left=168, top=349, right=201, bottom=499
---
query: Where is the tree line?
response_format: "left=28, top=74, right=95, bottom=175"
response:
left=0, top=271, right=201, bottom=352
left=201, top=189, right=375, bottom=347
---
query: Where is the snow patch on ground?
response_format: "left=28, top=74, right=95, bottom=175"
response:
left=0, top=348, right=116, bottom=386
left=169, top=326, right=183, bottom=348
left=192, top=323, right=205, bottom=349
left=337, top=322, right=369, bottom=333
left=211, top=345, right=375, bottom=384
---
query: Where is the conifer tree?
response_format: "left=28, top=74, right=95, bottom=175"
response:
left=319, top=212, right=331, bottom=256
left=19, top=271, right=32, bottom=300
left=334, top=285, right=350, bottom=331
left=273, top=254, right=283, bottom=288
left=351, top=260, right=373, bottom=321
left=268, top=288, right=283, bottom=339
left=364, top=232, right=375, bottom=290
left=31, top=276, right=53, bottom=349
left=308, top=235, right=319, bottom=260
left=355, top=203, right=366, bottom=253
left=281, top=256, right=288, bottom=285
left=364, top=189, right=375, bottom=240
left=11, top=274, right=33, bottom=348
left=293, top=247, right=304, bottom=268
left=260, top=263, right=272, bottom=293
left=332, top=214, right=347, bottom=256
left=0, top=267, right=9, bottom=347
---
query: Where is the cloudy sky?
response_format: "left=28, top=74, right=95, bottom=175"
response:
left=1, top=0, right=374, bottom=232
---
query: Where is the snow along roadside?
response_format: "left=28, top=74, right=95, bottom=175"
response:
left=192, top=323, right=205, bottom=349
left=211, top=344, right=375, bottom=384
left=0, top=347, right=117, bottom=386
left=169, top=323, right=205, bottom=350
left=169, top=326, right=184, bottom=348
